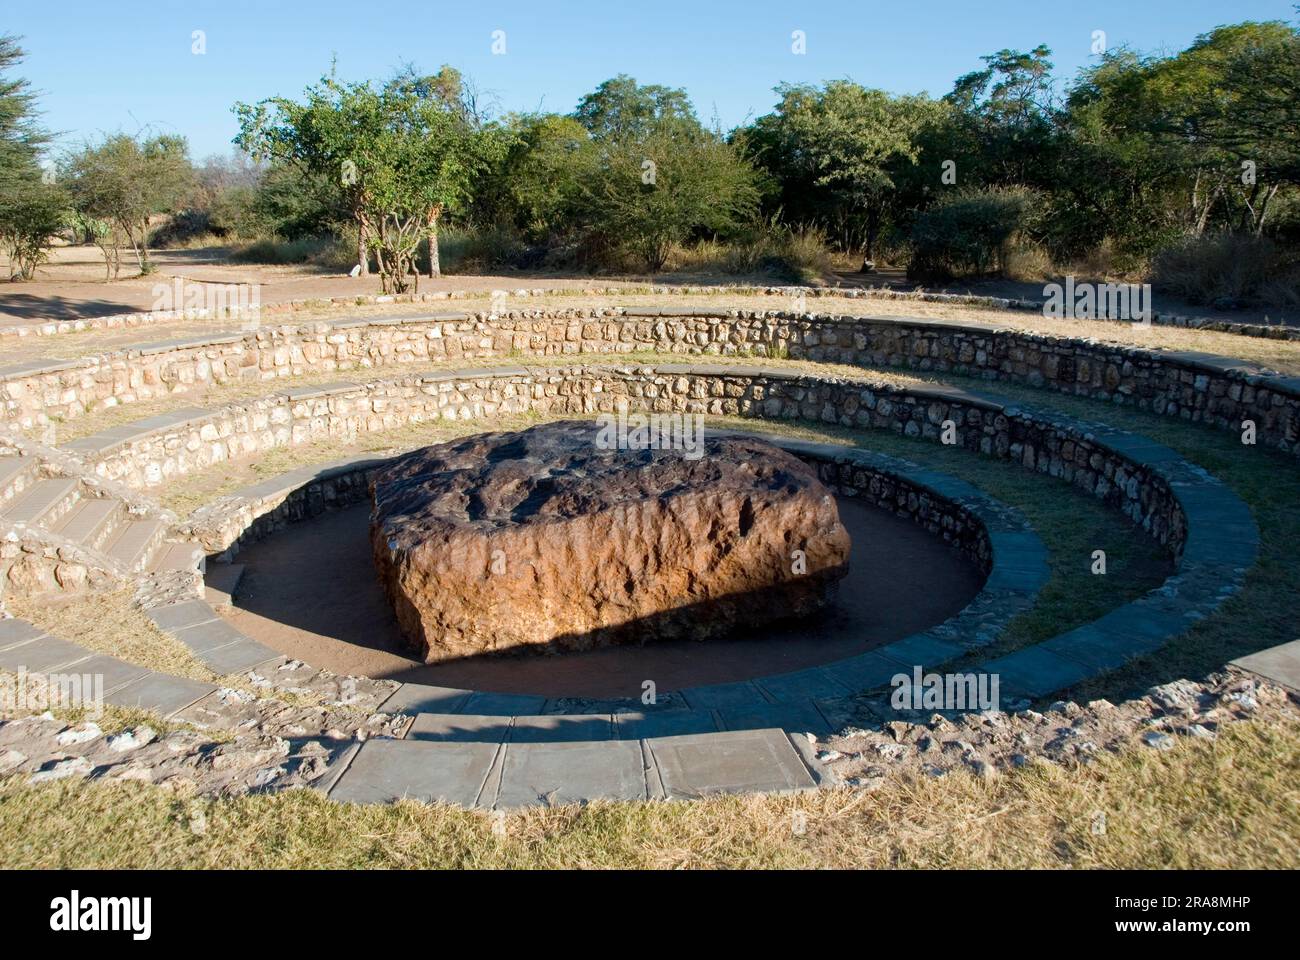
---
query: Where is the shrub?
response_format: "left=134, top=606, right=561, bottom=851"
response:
left=434, top=223, right=529, bottom=274
left=229, top=234, right=354, bottom=271
left=721, top=224, right=834, bottom=283
left=1, top=181, right=66, bottom=281
left=1150, top=234, right=1300, bottom=309
left=907, top=186, right=1036, bottom=282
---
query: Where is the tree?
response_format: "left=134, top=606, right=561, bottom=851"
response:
left=1154, top=22, right=1300, bottom=234
left=0, top=35, right=64, bottom=282
left=946, top=46, right=1059, bottom=188
left=574, top=75, right=699, bottom=142
left=489, top=113, right=594, bottom=244
left=579, top=128, right=760, bottom=270
left=742, top=81, right=941, bottom=259
left=235, top=66, right=502, bottom=288
left=565, top=77, right=761, bottom=271
left=2, top=180, right=64, bottom=279
left=61, top=133, right=192, bottom=274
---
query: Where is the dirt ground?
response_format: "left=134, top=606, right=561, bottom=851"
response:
left=0, top=245, right=650, bottom=325
left=3, top=244, right=1290, bottom=328
left=218, top=497, right=984, bottom=700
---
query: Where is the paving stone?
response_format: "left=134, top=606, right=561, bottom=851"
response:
left=679, top=680, right=769, bottom=710
left=204, top=563, right=244, bottom=609
left=378, top=682, right=472, bottom=715
left=459, top=691, right=547, bottom=716
left=648, top=728, right=817, bottom=800
left=69, top=654, right=150, bottom=694
left=104, top=672, right=217, bottom=716
left=328, top=738, right=499, bottom=806
left=172, top=618, right=247, bottom=655
left=146, top=600, right=218, bottom=633
left=509, top=714, right=614, bottom=743
left=493, top=740, right=648, bottom=808
left=719, top=701, right=832, bottom=736
left=824, top=650, right=912, bottom=692
left=0, top=618, right=45, bottom=650
left=0, top=637, right=90, bottom=672
left=406, top=713, right=512, bottom=743
left=1231, top=640, right=1300, bottom=693
left=755, top=666, right=851, bottom=703
left=980, top=646, right=1096, bottom=698
left=1042, top=625, right=1166, bottom=672
left=197, top=638, right=280, bottom=674
left=281, top=381, right=358, bottom=401
left=876, top=634, right=965, bottom=669
left=614, top=709, right=719, bottom=740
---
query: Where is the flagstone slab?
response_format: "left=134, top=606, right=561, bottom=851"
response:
left=406, top=712, right=512, bottom=743
left=1231, top=640, right=1300, bottom=693
left=613, top=709, right=720, bottom=741
left=0, top=637, right=90, bottom=672
left=508, top=714, right=615, bottom=743
left=378, top=682, right=473, bottom=715
left=492, top=739, right=648, bottom=808
left=718, top=701, right=832, bottom=736
left=328, top=738, right=499, bottom=806
left=104, top=672, right=218, bottom=716
left=647, top=728, right=817, bottom=800
left=197, top=637, right=280, bottom=674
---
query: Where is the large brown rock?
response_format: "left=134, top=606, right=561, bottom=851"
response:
left=369, top=421, right=850, bottom=661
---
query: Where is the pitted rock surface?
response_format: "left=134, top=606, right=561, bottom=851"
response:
left=370, top=420, right=851, bottom=661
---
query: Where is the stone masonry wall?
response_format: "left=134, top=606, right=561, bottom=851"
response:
left=3, top=309, right=1297, bottom=456
left=149, top=366, right=1183, bottom=560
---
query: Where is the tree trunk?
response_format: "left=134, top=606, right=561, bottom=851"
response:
left=427, top=208, right=442, bottom=279
left=357, top=219, right=370, bottom=276
left=125, top=224, right=144, bottom=273
left=1251, top=184, right=1280, bottom=236
left=139, top=219, right=151, bottom=273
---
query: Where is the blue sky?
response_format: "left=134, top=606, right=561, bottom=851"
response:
left=7, top=0, right=1295, bottom=160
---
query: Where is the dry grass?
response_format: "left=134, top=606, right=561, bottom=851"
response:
left=6, top=589, right=217, bottom=683
left=0, top=718, right=1294, bottom=869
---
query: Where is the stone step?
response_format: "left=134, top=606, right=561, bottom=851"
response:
left=328, top=727, right=824, bottom=808
left=0, top=476, right=81, bottom=527
left=103, top=518, right=168, bottom=572
left=203, top=562, right=244, bottom=609
left=49, top=497, right=125, bottom=551
left=148, top=540, right=206, bottom=575
left=0, top=455, right=40, bottom=505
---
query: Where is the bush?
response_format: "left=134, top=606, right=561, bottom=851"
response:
left=434, top=223, right=530, bottom=274
left=719, top=223, right=834, bottom=283
left=1, top=180, right=67, bottom=281
left=1150, top=234, right=1300, bottom=309
left=229, top=234, right=354, bottom=271
left=907, top=186, right=1036, bottom=282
